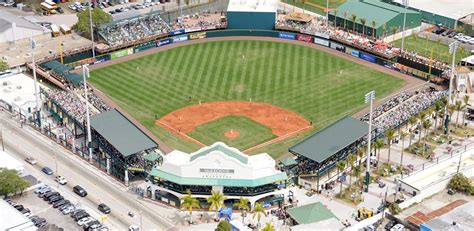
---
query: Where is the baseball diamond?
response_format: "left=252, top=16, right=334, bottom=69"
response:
left=89, top=39, right=405, bottom=158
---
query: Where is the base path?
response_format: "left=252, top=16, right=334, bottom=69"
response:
left=157, top=101, right=310, bottom=136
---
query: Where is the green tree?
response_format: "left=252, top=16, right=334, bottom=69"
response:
left=391, top=27, right=397, bottom=41
left=421, top=120, right=432, bottom=157
left=336, top=160, right=346, bottom=194
left=350, top=14, right=357, bottom=32
left=0, top=60, right=9, bottom=72
left=388, top=203, right=401, bottom=215
left=347, top=153, right=357, bottom=191
left=374, top=139, right=384, bottom=170
left=207, top=190, right=226, bottom=221
left=332, top=9, right=338, bottom=27
left=0, top=168, right=30, bottom=197
left=359, top=18, right=366, bottom=36
left=343, top=11, right=348, bottom=30
left=417, top=111, right=427, bottom=143
left=353, top=165, right=362, bottom=188
left=262, top=222, right=275, bottom=231
left=462, top=95, right=470, bottom=126
left=385, top=128, right=396, bottom=164
left=215, top=220, right=232, bottom=231
left=371, top=20, right=376, bottom=37
left=399, top=131, right=407, bottom=167
left=454, top=100, right=464, bottom=130
left=356, top=148, right=364, bottom=166
left=433, top=101, right=443, bottom=133
left=233, top=197, right=250, bottom=224
left=408, top=116, right=417, bottom=146
left=181, top=190, right=201, bottom=224
left=252, top=202, right=266, bottom=229
left=74, top=8, right=112, bottom=34
left=448, top=173, right=472, bottom=194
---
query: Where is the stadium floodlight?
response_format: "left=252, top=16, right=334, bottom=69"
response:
left=82, top=65, right=93, bottom=163
left=444, top=41, right=459, bottom=135
left=89, top=0, right=95, bottom=58
left=400, top=0, right=409, bottom=53
left=364, top=90, right=375, bottom=193
left=30, top=37, right=41, bottom=131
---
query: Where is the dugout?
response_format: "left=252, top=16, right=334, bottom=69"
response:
left=227, top=0, right=277, bottom=30
left=90, top=109, right=159, bottom=183
left=289, top=116, right=368, bottom=191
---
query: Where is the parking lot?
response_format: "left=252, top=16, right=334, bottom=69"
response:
left=13, top=191, right=81, bottom=230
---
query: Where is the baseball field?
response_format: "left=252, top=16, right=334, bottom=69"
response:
left=89, top=39, right=405, bottom=158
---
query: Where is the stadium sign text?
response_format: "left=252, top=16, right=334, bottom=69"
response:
left=278, top=32, right=296, bottom=40
left=199, top=168, right=235, bottom=178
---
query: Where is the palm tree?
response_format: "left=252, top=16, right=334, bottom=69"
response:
left=350, top=14, right=357, bottom=33
left=417, top=111, right=427, bottom=143
left=374, top=139, right=384, bottom=169
left=385, top=128, right=395, bottom=164
left=422, top=120, right=432, bottom=157
left=207, top=190, right=226, bottom=221
left=353, top=165, right=362, bottom=189
left=371, top=20, right=376, bottom=38
left=333, top=9, right=338, bottom=28
left=336, top=160, right=346, bottom=195
left=356, top=148, right=364, bottom=166
left=408, top=116, right=417, bottom=146
left=459, top=46, right=466, bottom=66
left=382, top=23, right=387, bottom=38
left=181, top=190, right=201, bottom=224
left=252, top=202, right=266, bottom=229
left=262, top=222, right=275, bottom=231
left=391, top=27, right=397, bottom=41
left=433, top=101, right=443, bottom=133
left=462, top=95, right=470, bottom=126
left=454, top=100, right=464, bottom=130
left=347, top=153, right=356, bottom=191
left=234, top=197, right=250, bottom=224
left=359, top=18, right=366, bottom=36
left=301, top=0, right=306, bottom=14
left=343, top=11, right=348, bottom=30
left=399, top=131, right=407, bottom=167
left=292, top=0, right=296, bottom=12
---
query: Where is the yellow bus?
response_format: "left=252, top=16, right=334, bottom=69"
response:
left=41, top=2, right=57, bottom=14
left=50, top=24, right=60, bottom=37
left=60, top=24, right=71, bottom=34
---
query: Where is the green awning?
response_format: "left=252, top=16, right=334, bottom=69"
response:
left=150, top=168, right=287, bottom=187
left=280, top=157, right=297, bottom=167
left=287, top=202, right=337, bottom=225
left=144, top=151, right=161, bottom=161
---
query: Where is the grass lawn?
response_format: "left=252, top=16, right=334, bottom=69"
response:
left=90, top=40, right=404, bottom=157
left=188, top=115, right=277, bottom=150
left=391, top=34, right=470, bottom=64
left=282, top=0, right=345, bottom=16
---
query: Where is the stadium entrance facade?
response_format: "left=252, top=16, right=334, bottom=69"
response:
left=289, top=117, right=368, bottom=192
left=146, top=142, right=288, bottom=208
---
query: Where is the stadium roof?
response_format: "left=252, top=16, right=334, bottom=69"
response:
left=280, top=156, right=297, bottom=167
left=90, top=109, right=157, bottom=157
left=392, top=0, right=473, bottom=20
left=287, top=202, right=337, bottom=225
left=150, top=168, right=287, bottom=187
left=289, top=116, right=368, bottom=163
left=227, top=0, right=277, bottom=13
left=0, top=11, right=43, bottom=33
left=334, top=0, right=419, bottom=28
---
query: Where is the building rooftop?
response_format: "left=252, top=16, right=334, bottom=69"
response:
left=227, top=0, right=277, bottom=13
left=0, top=10, right=43, bottom=33
left=287, top=202, right=337, bottom=225
left=392, top=0, right=473, bottom=20
left=0, top=199, right=36, bottom=231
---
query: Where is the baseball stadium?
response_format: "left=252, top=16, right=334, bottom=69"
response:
left=22, top=0, right=448, bottom=186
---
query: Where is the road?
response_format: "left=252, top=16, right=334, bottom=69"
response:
left=0, top=111, right=176, bottom=230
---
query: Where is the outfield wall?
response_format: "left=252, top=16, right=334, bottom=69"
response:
left=60, top=29, right=441, bottom=87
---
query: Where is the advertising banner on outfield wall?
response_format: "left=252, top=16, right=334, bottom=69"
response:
left=169, top=29, right=185, bottom=35
left=134, top=41, right=156, bottom=53
left=330, top=42, right=345, bottom=52
left=185, top=27, right=202, bottom=33
left=359, top=52, right=376, bottom=63
left=173, top=35, right=188, bottom=43
left=351, top=49, right=360, bottom=57
left=296, top=34, right=312, bottom=43
left=110, top=48, right=133, bottom=60
left=314, top=37, right=329, bottom=47
left=92, top=55, right=110, bottom=65
left=279, top=32, right=296, bottom=40
left=300, top=30, right=330, bottom=39
left=157, top=38, right=171, bottom=47
left=189, top=32, right=206, bottom=40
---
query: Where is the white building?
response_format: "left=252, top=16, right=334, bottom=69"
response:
left=0, top=199, right=36, bottom=231
left=0, top=150, right=25, bottom=175
left=0, top=10, right=46, bottom=44
left=147, top=142, right=288, bottom=207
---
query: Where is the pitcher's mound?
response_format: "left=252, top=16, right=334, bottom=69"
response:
left=224, top=130, right=240, bottom=139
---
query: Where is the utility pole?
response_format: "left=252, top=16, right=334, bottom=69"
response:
left=364, top=90, right=375, bottom=193
left=89, top=0, right=95, bottom=58
left=30, top=38, right=41, bottom=131
left=82, top=65, right=93, bottom=163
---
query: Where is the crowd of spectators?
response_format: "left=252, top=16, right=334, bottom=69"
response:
left=361, top=92, right=414, bottom=121
left=43, top=88, right=97, bottom=123
left=399, top=50, right=450, bottom=71
left=127, top=154, right=147, bottom=169
left=366, top=89, right=447, bottom=134
left=99, top=12, right=225, bottom=47
left=78, top=89, right=111, bottom=113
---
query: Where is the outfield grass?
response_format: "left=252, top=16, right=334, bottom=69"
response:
left=391, top=34, right=470, bottom=64
left=89, top=40, right=404, bottom=157
left=188, top=115, right=277, bottom=150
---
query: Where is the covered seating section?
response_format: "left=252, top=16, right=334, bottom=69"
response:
left=289, top=116, right=368, bottom=191
left=90, top=109, right=158, bottom=182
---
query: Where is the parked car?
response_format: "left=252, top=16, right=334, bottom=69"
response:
left=71, top=209, right=86, bottom=218
left=98, top=203, right=111, bottom=214
left=447, top=188, right=456, bottom=195
left=53, top=199, right=68, bottom=208
left=41, top=167, right=53, bottom=175
left=34, top=185, right=50, bottom=194
left=48, top=196, right=64, bottom=204
left=25, top=157, right=37, bottom=165
left=43, top=192, right=59, bottom=201
left=38, top=188, right=53, bottom=198
left=390, top=224, right=405, bottom=231
left=57, top=7, right=64, bottom=13
left=62, top=205, right=76, bottom=215
left=385, top=220, right=396, bottom=230
left=74, top=212, right=90, bottom=221
left=55, top=176, right=67, bottom=185
left=73, top=185, right=87, bottom=197
left=59, top=203, right=72, bottom=211
left=77, top=216, right=94, bottom=226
